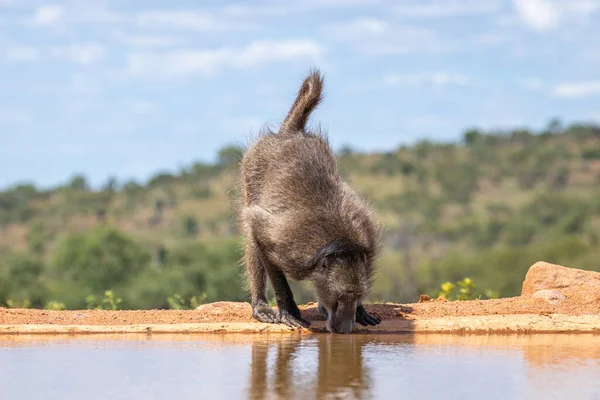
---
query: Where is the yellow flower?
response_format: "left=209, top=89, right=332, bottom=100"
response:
left=441, top=282, right=455, bottom=293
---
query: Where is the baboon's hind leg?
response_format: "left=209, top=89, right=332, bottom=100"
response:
left=245, top=238, right=279, bottom=323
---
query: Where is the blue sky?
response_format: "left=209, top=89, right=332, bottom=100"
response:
left=2, top=0, right=600, bottom=189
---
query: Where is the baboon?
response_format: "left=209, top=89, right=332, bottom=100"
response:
left=239, top=69, right=382, bottom=333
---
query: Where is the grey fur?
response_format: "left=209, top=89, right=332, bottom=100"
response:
left=239, top=69, right=382, bottom=333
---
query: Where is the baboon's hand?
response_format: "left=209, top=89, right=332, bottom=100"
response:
left=279, top=308, right=311, bottom=328
left=356, top=304, right=381, bottom=326
left=252, top=301, right=280, bottom=324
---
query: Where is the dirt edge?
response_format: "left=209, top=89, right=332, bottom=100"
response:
left=1, top=261, right=599, bottom=335
left=1, top=314, right=600, bottom=335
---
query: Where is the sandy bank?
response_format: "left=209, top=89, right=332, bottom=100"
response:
left=1, top=261, right=599, bottom=335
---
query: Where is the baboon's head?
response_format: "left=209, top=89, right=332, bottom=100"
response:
left=311, top=246, right=372, bottom=334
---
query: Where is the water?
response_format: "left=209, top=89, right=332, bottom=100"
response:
left=1, top=333, right=600, bottom=400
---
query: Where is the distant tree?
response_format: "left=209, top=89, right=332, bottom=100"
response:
left=190, top=186, right=212, bottom=199
left=50, top=226, right=151, bottom=295
left=503, top=216, right=537, bottom=246
left=414, top=140, right=433, bottom=159
left=69, top=174, right=89, bottom=191
left=509, top=129, right=533, bottom=144
left=154, top=199, right=165, bottom=215
left=153, top=244, right=168, bottom=266
left=582, top=147, right=600, bottom=160
left=435, top=162, right=479, bottom=204
left=182, top=215, right=199, bottom=237
left=463, top=129, right=482, bottom=145
left=338, top=144, right=354, bottom=156
left=551, top=166, right=570, bottom=190
left=190, top=162, right=220, bottom=180
left=96, top=209, right=107, bottom=222
left=148, top=199, right=165, bottom=226
left=217, top=145, right=245, bottom=168
left=389, top=220, right=419, bottom=302
left=102, top=176, right=118, bottom=193
left=148, top=172, right=176, bottom=187
left=122, top=180, right=143, bottom=193
left=26, top=219, right=49, bottom=255
left=544, top=118, right=563, bottom=135
left=7, top=183, right=38, bottom=198
left=0, top=253, right=47, bottom=308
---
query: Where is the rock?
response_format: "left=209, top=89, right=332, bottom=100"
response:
left=522, top=261, right=600, bottom=297
left=418, top=294, right=431, bottom=303
left=532, top=289, right=566, bottom=305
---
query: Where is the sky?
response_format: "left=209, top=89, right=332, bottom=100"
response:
left=1, top=0, right=600, bottom=190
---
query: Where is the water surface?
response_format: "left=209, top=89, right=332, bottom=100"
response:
left=1, top=333, right=599, bottom=399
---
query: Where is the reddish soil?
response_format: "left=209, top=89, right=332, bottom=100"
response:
left=1, top=261, right=599, bottom=334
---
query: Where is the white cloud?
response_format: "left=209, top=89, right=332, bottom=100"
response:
left=26, top=3, right=123, bottom=28
left=552, top=81, right=600, bottom=98
left=136, top=10, right=254, bottom=31
left=234, top=40, right=323, bottom=67
left=128, top=99, right=156, bottom=115
left=222, top=0, right=380, bottom=17
left=512, top=0, right=558, bottom=30
left=522, top=78, right=544, bottom=90
left=566, top=0, right=600, bottom=14
left=221, top=4, right=288, bottom=17
left=113, top=31, right=187, bottom=47
left=53, top=44, right=105, bottom=65
left=394, top=0, right=502, bottom=18
left=385, top=72, right=471, bottom=87
left=472, top=33, right=509, bottom=45
left=125, top=49, right=231, bottom=77
left=314, top=0, right=381, bottom=5
left=71, top=74, right=98, bottom=93
left=31, top=4, right=64, bottom=26
left=125, top=39, right=324, bottom=79
left=325, top=17, right=389, bottom=38
left=512, top=0, right=600, bottom=30
left=5, top=46, right=39, bottom=62
left=384, top=72, right=472, bottom=87
left=325, top=18, right=453, bottom=54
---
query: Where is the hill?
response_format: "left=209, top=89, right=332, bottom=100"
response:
left=2, top=119, right=600, bottom=310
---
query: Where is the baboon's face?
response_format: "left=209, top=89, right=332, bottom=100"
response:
left=312, top=254, right=370, bottom=334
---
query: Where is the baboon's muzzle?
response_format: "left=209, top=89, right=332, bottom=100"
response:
left=327, top=300, right=357, bottom=334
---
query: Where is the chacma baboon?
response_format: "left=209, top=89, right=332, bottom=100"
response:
left=239, top=69, right=382, bottom=333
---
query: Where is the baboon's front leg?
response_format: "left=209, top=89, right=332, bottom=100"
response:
left=244, top=205, right=309, bottom=328
left=264, top=261, right=310, bottom=328
left=245, top=239, right=279, bottom=324
left=355, top=303, right=381, bottom=326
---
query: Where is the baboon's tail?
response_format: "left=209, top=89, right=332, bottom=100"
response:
left=279, top=69, right=324, bottom=134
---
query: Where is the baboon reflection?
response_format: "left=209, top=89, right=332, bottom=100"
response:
left=247, top=335, right=372, bottom=399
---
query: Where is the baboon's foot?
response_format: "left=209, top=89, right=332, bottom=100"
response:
left=251, top=301, right=280, bottom=324
left=279, top=307, right=311, bottom=328
left=356, top=304, right=381, bottom=326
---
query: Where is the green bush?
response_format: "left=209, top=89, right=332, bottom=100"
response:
left=0, top=253, right=47, bottom=308
left=48, top=226, right=151, bottom=307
